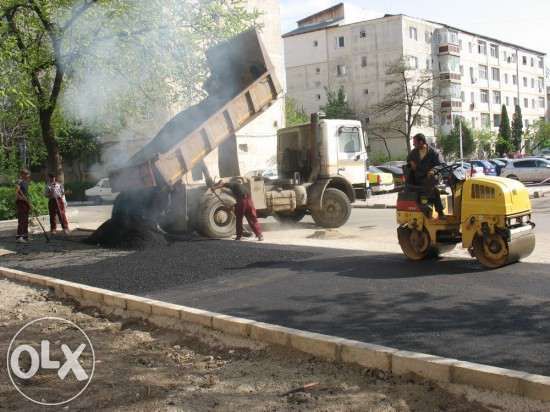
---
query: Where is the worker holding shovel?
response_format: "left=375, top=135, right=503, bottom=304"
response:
left=44, top=173, right=69, bottom=235
left=15, top=169, right=31, bottom=243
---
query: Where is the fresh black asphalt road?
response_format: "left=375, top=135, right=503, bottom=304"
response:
left=1, top=198, right=550, bottom=376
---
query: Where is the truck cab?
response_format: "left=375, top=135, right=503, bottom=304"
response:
left=277, top=115, right=368, bottom=200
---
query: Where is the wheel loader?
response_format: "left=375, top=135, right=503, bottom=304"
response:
left=397, top=163, right=536, bottom=268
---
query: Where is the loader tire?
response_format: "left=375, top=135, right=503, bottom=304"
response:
left=311, top=188, right=351, bottom=228
left=197, top=193, right=236, bottom=238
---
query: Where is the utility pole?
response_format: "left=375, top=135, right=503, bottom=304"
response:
left=459, top=117, right=464, bottom=165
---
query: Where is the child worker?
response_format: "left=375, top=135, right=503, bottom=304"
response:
left=44, top=173, right=69, bottom=235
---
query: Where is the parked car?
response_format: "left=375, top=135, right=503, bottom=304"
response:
left=468, top=160, right=497, bottom=176
left=376, top=165, right=406, bottom=188
left=367, top=166, right=395, bottom=193
left=382, top=160, right=407, bottom=168
left=500, top=158, right=550, bottom=183
left=488, top=159, right=507, bottom=176
left=244, top=169, right=279, bottom=181
left=85, top=178, right=118, bottom=203
left=535, top=148, right=550, bottom=160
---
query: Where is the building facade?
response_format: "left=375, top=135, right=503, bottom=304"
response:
left=284, top=3, right=546, bottom=157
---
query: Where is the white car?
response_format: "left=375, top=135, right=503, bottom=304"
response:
left=500, top=158, right=550, bottom=183
left=85, top=178, right=118, bottom=203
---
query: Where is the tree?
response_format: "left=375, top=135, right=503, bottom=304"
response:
left=526, top=120, right=550, bottom=154
left=0, top=0, right=258, bottom=182
left=285, top=97, right=308, bottom=126
left=321, top=87, right=355, bottom=119
left=438, top=117, right=474, bottom=159
left=475, top=129, right=496, bottom=158
left=511, top=105, right=524, bottom=152
left=369, top=58, right=438, bottom=153
left=496, top=105, right=512, bottom=156
left=57, top=121, right=100, bottom=181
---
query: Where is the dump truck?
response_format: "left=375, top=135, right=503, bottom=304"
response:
left=109, top=29, right=369, bottom=238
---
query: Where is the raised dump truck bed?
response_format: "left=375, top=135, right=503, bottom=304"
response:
left=110, top=29, right=282, bottom=192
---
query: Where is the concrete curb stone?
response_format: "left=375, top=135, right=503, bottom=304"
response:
left=1, top=265, right=549, bottom=402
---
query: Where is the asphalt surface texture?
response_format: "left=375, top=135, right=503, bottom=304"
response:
left=1, top=198, right=550, bottom=376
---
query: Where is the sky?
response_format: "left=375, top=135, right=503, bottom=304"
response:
left=280, top=0, right=550, bottom=62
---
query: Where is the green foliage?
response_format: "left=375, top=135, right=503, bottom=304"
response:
left=64, top=181, right=95, bottom=201
left=511, top=105, right=524, bottom=151
left=438, top=118, right=475, bottom=159
left=368, top=152, right=406, bottom=165
left=0, top=182, right=48, bottom=220
left=285, top=98, right=309, bottom=126
left=475, top=129, right=496, bottom=158
left=526, top=120, right=550, bottom=154
left=496, top=105, right=512, bottom=156
left=321, top=87, right=356, bottom=119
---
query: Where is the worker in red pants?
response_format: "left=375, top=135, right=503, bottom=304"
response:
left=15, top=169, right=31, bottom=243
left=213, top=178, right=263, bottom=241
left=44, top=173, right=69, bottom=235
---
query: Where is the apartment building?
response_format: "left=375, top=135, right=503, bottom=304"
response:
left=284, top=3, right=546, bottom=157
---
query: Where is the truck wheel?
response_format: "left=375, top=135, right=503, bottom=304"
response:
left=274, top=209, right=307, bottom=224
left=311, top=188, right=351, bottom=228
left=197, top=193, right=236, bottom=238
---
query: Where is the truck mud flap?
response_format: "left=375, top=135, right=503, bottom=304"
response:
left=307, top=179, right=330, bottom=213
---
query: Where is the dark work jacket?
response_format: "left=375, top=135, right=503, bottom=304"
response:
left=406, top=147, right=444, bottom=185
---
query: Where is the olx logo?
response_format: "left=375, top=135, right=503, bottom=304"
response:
left=7, top=317, right=95, bottom=406
left=10, top=340, right=89, bottom=381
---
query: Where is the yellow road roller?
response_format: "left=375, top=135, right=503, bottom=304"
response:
left=397, top=164, right=536, bottom=268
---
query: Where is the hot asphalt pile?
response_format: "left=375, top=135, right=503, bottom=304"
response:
left=84, top=217, right=169, bottom=249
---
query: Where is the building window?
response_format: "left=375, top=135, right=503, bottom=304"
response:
left=460, top=65, right=464, bottom=75
left=425, top=31, right=432, bottom=43
left=491, top=67, right=500, bottom=81
left=539, top=97, right=545, bottom=108
left=504, top=73, right=509, bottom=84
left=481, top=113, right=490, bottom=128
left=459, top=39, right=463, bottom=50
left=359, top=29, right=366, bottom=38
left=461, top=91, right=465, bottom=102
left=361, top=56, right=367, bottom=68
left=409, top=26, right=417, bottom=40
left=479, top=65, right=488, bottom=80
left=532, top=98, right=536, bottom=108
left=531, top=78, right=535, bottom=88
left=408, top=56, right=418, bottom=69
left=336, top=64, right=347, bottom=76
left=313, top=40, right=318, bottom=47
left=478, top=40, right=487, bottom=55
left=538, top=77, right=545, bottom=92
left=480, top=89, right=489, bottom=103
left=523, top=77, right=528, bottom=87
left=493, top=114, right=501, bottom=127
left=468, top=42, right=473, bottom=53
left=426, top=58, right=431, bottom=70
left=505, top=96, right=510, bottom=106
left=428, top=115, right=433, bottom=127
left=490, top=44, right=499, bottom=58
left=514, top=97, right=519, bottom=106
left=471, top=91, right=475, bottom=103
left=539, top=57, right=544, bottom=69
left=530, top=57, right=534, bottom=67
left=525, top=119, right=529, bottom=128
left=512, top=74, right=518, bottom=85
left=314, top=81, right=321, bottom=87
left=493, top=91, right=501, bottom=104
left=524, top=98, right=529, bottom=108
left=316, top=67, right=321, bottom=74
left=522, top=55, right=527, bottom=65
left=316, top=94, right=321, bottom=100
left=364, top=89, right=369, bottom=95
left=336, top=36, right=345, bottom=48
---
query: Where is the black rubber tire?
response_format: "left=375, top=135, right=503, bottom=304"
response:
left=311, top=188, right=351, bottom=228
left=472, top=235, right=508, bottom=269
left=397, top=226, right=439, bottom=261
left=274, top=209, right=307, bottom=224
left=197, top=193, right=236, bottom=238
